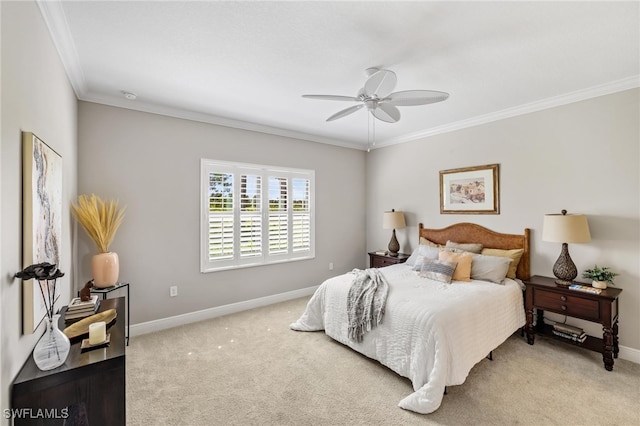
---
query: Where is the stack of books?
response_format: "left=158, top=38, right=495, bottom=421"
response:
left=65, top=295, right=100, bottom=321
left=568, top=284, right=602, bottom=294
left=552, top=323, right=587, bottom=343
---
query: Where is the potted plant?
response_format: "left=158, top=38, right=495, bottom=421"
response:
left=582, top=265, right=619, bottom=289
left=71, top=194, right=125, bottom=288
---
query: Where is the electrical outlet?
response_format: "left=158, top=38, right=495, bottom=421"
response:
left=170, top=286, right=178, bottom=297
left=329, top=262, right=334, bottom=271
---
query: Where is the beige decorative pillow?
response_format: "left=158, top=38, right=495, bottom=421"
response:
left=480, top=248, right=524, bottom=279
left=439, top=250, right=473, bottom=281
left=445, top=240, right=483, bottom=254
left=419, top=237, right=442, bottom=248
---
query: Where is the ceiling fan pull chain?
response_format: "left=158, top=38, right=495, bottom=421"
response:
left=372, top=115, right=376, bottom=148
left=367, top=112, right=376, bottom=153
left=367, top=113, right=371, bottom=152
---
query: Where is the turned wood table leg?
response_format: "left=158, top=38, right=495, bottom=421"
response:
left=525, top=308, right=535, bottom=345
left=613, top=321, right=619, bottom=359
left=603, top=326, right=614, bottom=371
left=535, top=309, right=545, bottom=332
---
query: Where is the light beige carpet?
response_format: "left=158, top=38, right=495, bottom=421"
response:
left=126, top=297, right=640, bottom=425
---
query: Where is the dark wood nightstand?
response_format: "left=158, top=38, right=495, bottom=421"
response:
left=523, top=275, right=622, bottom=371
left=368, top=251, right=410, bottom=268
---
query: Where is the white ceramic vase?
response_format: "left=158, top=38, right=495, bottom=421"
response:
left=592, top=280, right=608, bottom=289
left=92, top=252, right=120, bottom=288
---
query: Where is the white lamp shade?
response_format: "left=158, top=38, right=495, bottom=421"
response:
left=383, top=210, right=406, bottom=230
left=542, top=213, right=591, bottom=243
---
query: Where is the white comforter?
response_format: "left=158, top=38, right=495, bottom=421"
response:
left=290, top=264, right=525, bottom=414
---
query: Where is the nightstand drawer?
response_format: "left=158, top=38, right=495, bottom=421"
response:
left=368, top=252, right=410, bottom=268
left=533, top=288, right=600, bottom=321
left=372, top=257, right=398, bottom=268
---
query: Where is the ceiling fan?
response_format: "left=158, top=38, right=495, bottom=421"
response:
left=302, top=68, right=449, bottom=123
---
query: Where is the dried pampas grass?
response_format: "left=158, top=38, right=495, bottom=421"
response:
left=71, top=194, right=125, bottom=253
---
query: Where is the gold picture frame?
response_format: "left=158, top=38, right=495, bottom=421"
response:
left=439, top=164, right=499, bottom=214
left=22, top=132, right=63, bottom=333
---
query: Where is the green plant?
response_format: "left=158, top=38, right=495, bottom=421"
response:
left=582, top=265, right=619, bottom=284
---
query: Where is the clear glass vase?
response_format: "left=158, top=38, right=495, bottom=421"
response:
left=33, top=314, right=71, bottom=371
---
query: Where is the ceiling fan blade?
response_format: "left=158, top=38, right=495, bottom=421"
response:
left=372, top=103, right=400, bottom=123
left=326, top=104, right=364, bottom=121
left=385, top=90, right=450, bottom=106
left=302, top=94, right=359, bottom=102
left=364, top=69, right=397, bottom=98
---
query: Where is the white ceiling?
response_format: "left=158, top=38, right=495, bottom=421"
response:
left=39, top=1, right=639, bottom=150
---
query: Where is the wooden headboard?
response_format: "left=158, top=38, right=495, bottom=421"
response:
left=419, top=223, right=531, bottom=280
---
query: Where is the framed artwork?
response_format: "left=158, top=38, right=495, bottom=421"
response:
left=439, top=164, right=499, bottom=214
left=22, top=132, right=63, bottom=334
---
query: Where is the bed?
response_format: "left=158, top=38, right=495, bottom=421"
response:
left=290, top=222, right=530, bottom=414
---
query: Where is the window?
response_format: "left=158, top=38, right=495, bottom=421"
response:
left=201, top=159, right=314, bottom=272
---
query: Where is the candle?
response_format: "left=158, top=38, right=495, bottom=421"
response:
left=89, top=321, right=106, bottom=345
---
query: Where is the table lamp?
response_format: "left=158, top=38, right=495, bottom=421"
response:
left=542, top=209, right=591, bottom=285
left=383, top=209, right=406, bottom=256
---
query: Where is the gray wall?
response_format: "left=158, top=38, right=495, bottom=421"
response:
left=77, top=101, right=366, bottom=324
left=366, top=88, right=640, bottom=353
left=1, top=1, right=78, bottom=416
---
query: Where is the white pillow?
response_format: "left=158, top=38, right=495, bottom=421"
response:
left=406, top=245, right=440, bottom=267
left=470, top=254, right=512, bottom=284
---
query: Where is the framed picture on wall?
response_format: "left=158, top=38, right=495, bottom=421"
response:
left=439, top=164, right=499, bottom=214
left=21, top=132, right=63, bottom=334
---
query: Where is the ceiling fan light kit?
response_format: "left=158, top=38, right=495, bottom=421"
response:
left=302, top=68, right=449, bottom=124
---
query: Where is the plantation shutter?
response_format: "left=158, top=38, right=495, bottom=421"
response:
left=268, top=176, right=288, bottom=255
left=292, top=178, right=311, bottom=252
left=208, top=172, right=234, bottom=260
left=240, top=174, right=262, bottom=258
left=201, top=159, right=314, bottom=272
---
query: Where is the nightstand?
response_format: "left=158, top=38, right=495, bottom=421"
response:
left=523, top=275, right=622, bottom=371
left=368, top=251, right=410, bottom=268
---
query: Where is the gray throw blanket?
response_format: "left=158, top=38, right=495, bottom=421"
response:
left=347, top=268, right=389, bottom=342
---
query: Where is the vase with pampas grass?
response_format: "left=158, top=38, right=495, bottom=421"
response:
left=71, top=194, right=126, bottom=288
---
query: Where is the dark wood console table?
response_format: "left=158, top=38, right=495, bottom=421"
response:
left=11, top=297, right=126, bottom=425
left=524, top=275, right=622, bottom=371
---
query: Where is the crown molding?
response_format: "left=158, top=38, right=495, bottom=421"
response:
left=79, top=75, right=640, bottom=152
left=37, top=0, right=87, bottom=97
left=79, top=92, right=365, bottom=151
left=373, top=75, right=640, bottom=149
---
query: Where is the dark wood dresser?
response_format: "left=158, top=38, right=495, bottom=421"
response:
left=11, top=297, right=126, bottom=425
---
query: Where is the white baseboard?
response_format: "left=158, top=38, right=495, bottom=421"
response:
left=618, top=345, right=640, bottom=364
left=130, top=285, right=318, bottom=337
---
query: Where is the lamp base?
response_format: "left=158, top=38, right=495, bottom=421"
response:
left=554, top=279, right=573, bottom=287
left=552, top=243, right=577, bottom=285
left=388, top=229, right=400, bottom=256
